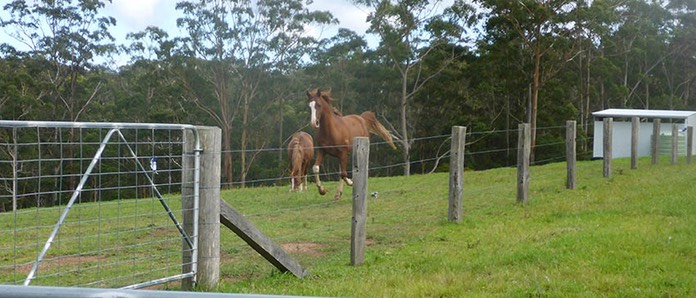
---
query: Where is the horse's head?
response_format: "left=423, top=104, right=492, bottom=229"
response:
left=306, top=88, right=333, bottom=129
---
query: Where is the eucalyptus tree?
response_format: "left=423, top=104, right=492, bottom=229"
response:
left=116, top=27, right=195, bottom=124
left=175, top=0, right=333, bottom=187
left=477, top=0, right=579, bottom=161
left=0, top=0, right=116, bottom=121
left=355, top=0, right=473, bottom=175
left=658, top=0, right=696, bottom=109
left=309, top=28, right=369, bottom=113
left=1, top=0, right=116, bottom=197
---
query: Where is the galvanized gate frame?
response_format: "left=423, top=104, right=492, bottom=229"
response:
left=0, top=121, right=201, bottom=289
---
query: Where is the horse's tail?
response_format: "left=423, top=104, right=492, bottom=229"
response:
left=360, top=111, right=397, bottom=149
left=288, top=137, right=303, bottom=175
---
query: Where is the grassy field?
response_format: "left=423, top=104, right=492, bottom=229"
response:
left=2, top=157, right=694, bottom=296
left=209, top=157, right=695, bottom=297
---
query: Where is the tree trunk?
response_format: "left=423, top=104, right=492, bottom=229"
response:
left=530, top=40, right=541, bottom=163
left=241, top=92, right=249, bottom=188
left=222, top=125, right=233, bottom=189
left=400, top=69, right=410, bottom=176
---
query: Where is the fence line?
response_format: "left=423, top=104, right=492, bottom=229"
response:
left=221, top=124, right=589, bottom=188
left=1, top=120, right=618, bottom=292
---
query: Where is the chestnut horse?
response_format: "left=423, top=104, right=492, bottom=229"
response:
left=306, top=88, right=396, bottom=200
left=287, top=131, right=314, bottom=192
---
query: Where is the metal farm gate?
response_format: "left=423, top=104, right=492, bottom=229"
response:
left=0, top=121, right=201, bottom=289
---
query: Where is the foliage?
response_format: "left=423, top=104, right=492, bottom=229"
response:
left=1, top=0, right=696, bottom=179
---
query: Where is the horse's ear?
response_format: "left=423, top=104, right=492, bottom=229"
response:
left=315, top=89, right=321, bottom=97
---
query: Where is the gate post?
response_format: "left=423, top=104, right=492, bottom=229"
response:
left=182, top=126, right=221, bottom=290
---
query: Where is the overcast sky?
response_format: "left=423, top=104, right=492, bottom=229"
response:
left=102, top=0, right=374, bottom=46
left=1, top=0, right=456, bottom=66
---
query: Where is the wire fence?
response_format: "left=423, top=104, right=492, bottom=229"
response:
left=1, top=121, right=597, bottom=290
left=221, top=123, right=596, bottom=189
left=209, top=123, right=605, bottom=279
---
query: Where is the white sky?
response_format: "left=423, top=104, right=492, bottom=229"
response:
left=101, top=0, right=375, bottom=47
left=1, top=0, right=456, bottom=65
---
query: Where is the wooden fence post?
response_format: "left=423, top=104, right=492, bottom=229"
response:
left=603, top=118, right=613, bottom=177
left=671, top=124, right=678, bottom=165
left=688, top=127, right=693, bottom=164
left=631, top=117, right=639, bottom=169
left=517, top=124, right=530, bottom=205
left=351, top=137, right=369, bottom=266
left=652, top=119, right=661, bottom=164
left=197, top=127, right=221, bottom=290
left=182, top=126, right=221, bottom=290
left=566, top=121, right=576, bottom=189
left=449, top=126, right=466, bottom=223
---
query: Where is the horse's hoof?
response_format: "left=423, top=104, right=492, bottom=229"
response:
left=318, top=187, right=327, bottom=195
left=333, top=194, right=341, bottom=200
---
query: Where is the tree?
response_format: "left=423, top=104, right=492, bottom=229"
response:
left=175, top=0, right=333, bottom=187
left=478, top=0, right=578, bottom=160
left=0, top=0, right=116, bottom=121
left=356, top=0, right=473, bottom=175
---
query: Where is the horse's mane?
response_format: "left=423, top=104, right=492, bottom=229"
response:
left=308, top=88, right=343, bottom=116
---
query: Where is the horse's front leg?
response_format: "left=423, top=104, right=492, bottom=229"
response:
left=335, top=178, right=344, bottom=201
left=313, top=151, right=327, bottom=195
left=334, top=153, right=351, bottom=200
left=340, top=152, right=353, bottom=186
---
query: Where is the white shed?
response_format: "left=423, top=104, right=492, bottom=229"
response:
left=592, top=108, right=696, bottom=158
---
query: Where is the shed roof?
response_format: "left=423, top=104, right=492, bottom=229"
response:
left=592, top=109, right=696, bottom=119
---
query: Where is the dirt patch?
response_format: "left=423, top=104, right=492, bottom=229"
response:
left=281, top=242, right=325, bottom=256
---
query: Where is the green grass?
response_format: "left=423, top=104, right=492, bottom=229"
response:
left=1, top=157, right=694, bottom=296
left=211, top=157, right=695, bottom=297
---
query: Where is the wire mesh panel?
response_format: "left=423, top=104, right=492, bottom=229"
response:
left=0, top=121, right=199, bottom=289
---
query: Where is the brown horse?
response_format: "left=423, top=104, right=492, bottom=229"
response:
left=287, top=131, right=314, bottom=192
left=306, top=88, right=396, bottom=200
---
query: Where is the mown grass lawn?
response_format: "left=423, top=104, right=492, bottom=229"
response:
left=209, top=157, right=695, bottom=297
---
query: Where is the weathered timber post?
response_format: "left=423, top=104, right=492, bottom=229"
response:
left=631, top=117, right=639, bottom=169
left=652, top=119, right=661, bottom=164
left=182, top=126, right=221, bottom=290
left=688, top=127, right=693, bottom=164
left=517, top=124, right=530, bottom=205
left=672, top=124, right=678, bottom=165
left=566, top=121, right=576, bottom=189
left=603, top=118, right=613, bottom=177
left=351, top=137, right=369, bottom=266
left=449, top=126, right=466, bottom=223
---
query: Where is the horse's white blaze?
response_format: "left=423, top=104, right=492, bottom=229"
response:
left=309, top=101, right=319, bottom=128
